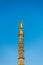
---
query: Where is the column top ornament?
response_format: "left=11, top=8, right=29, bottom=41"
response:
left=19, top=22, right=24, bottom=31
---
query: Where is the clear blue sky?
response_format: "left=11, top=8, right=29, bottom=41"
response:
left=0, top=0, right=43, bottom=65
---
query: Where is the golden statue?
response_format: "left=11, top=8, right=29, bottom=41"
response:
left=18, top=22, right=24, bottom=31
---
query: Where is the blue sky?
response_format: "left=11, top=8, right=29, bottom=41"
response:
left=0, top=0, right=43, bottom=65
